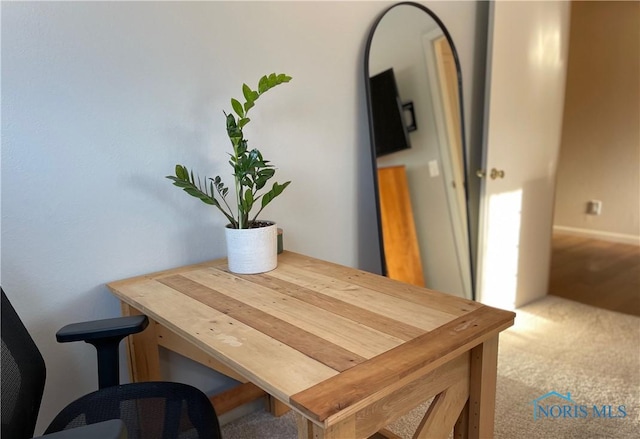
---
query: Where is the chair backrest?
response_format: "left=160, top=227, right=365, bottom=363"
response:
left=45, top=381, right=222, bottom=439
left=1, top=288, right=47, bottom=439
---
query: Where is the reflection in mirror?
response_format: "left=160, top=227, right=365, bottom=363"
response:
left=365, top=2, right=474, bottom=300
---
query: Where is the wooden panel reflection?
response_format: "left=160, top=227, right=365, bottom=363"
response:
left=378, top=165, right=425, bottom=287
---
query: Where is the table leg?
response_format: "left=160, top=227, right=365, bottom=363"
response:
left=121, top=302, right=162, bottom=382
left=295, top=414, right=356, bottom=439
left=295, top=414, right=314, bottom=439
left=464, top=335, right=499, bottom=439
left=268, top=394, right=291, bottom=417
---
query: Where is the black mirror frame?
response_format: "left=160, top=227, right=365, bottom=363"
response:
left=364, top=1, right=475, bottom=300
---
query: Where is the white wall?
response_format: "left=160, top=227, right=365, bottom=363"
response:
left=1, top=1, right=486, bottom=433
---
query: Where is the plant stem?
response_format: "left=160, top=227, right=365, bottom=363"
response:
left=232, top=141, right=244, bottom=229
left=251, top=207, right=265, bottom=225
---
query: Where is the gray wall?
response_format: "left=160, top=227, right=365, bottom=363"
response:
left=1, top=1, right=487, bottom=433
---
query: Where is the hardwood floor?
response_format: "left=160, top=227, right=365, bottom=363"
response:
left=548, top=233, right=640, bottom=316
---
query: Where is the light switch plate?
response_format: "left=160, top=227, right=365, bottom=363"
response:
left=428, top=160, right=439, bottom=177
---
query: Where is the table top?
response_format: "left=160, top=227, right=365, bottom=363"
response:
left=107, top=251, right=514, bottom=427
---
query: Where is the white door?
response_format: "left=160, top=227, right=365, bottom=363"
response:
left=476, top=0, right=571, bottom=309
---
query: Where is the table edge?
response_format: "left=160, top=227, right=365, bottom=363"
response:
left=290, top=305, right=515, bottom=424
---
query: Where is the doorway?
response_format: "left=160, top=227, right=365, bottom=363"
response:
left=548, top=1, right=639, bottom=316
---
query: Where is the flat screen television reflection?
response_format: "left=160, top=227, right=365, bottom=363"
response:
left=369, top=68, right=412, bottom=157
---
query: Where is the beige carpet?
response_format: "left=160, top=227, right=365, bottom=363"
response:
left=221, top=296, right=640, bottom=438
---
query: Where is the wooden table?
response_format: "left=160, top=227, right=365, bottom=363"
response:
left=107, top=251, right=514, bottom=439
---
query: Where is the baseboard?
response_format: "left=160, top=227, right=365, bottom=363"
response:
left=553, top=225, right=640, bottom=246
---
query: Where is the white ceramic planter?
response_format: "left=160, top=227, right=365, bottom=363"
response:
left=225, top=221, right=278, bottom=274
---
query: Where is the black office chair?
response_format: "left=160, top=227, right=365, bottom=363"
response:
left=1, top=287, right=222, bottom=439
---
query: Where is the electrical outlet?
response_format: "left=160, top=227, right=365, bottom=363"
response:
left=587, top=200, right=602, bottom=215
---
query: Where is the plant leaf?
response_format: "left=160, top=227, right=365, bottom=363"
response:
left=175, top=164, right=188, bottom=180
left=261, top=181, right=291, bottom=208
left=238, top=117, right=250, bottom=129
left=226, top=113, right=242, bottom=141
left=231, top=98, right=244, bottom=117
left=258, top=75, right=269, bottom=93
left=166, top=166, right=237, bottom=226
left=244, top=189, right=254, bottom=210
left=242, top=84, right=253, bottom=102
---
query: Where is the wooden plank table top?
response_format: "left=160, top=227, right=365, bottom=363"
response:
left=107, top=251, right=515, bottom=439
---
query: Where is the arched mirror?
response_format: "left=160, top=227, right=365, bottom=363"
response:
left=365, top=2, right=474, bottom=300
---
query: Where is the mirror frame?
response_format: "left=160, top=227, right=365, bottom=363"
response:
left=364, top=1, right=475, bottom=300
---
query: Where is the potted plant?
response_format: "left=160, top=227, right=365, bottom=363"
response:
left=167, top=73, right=292, bottom=274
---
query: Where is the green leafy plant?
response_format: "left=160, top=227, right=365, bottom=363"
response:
left=167, top=73, right=292, bottom=229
